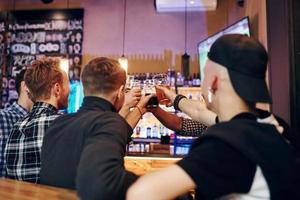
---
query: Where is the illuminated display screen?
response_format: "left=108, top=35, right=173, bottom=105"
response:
left=198, top=17, right=251, bottom=81
left=67, top=81, right=84, bottom=113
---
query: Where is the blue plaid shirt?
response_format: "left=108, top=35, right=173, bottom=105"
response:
left=0, top=102, right=28, bottom=177
left=4, top=102, right=61, bottom=183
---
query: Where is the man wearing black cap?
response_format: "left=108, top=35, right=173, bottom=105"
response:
left=127, top=34, right=300, bottom=200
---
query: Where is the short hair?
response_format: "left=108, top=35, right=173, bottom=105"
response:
left=24, top=58, right=63, bottom=102
left=15, top=69, right=26, bottom=95
left=81, top=57, right=126, bottom=95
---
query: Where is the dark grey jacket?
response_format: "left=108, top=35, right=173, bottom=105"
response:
left=40, top=96, right=137, bottom=200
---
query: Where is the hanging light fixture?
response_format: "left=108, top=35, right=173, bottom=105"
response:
left=182, top=0, right=190, bottom=79
left=118, top=0, right=128, bottom=73
left=59, top=58, right=69, bottom=75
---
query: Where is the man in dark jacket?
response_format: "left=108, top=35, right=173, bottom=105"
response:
left=40, top=57, right=152, bottom=200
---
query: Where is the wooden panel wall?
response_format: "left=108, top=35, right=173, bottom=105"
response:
left=266, top=0, right=291, bottom=124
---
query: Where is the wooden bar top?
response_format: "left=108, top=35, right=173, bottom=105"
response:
left=0, top=156, right=180, bottom=199
left=125, top=155, right=181, bottom=176
left=0, top=178, right=78, bottom=200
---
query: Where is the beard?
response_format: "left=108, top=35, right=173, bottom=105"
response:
left=57, top=90, right=69, bottom=109
left=114, top=94, right=125, bottom=112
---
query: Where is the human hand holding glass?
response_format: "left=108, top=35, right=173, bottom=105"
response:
left=124, top=88, right=142, bottom=108
left=155, top=85, right=176, bottom=107
left=136, top=93, right=155, bottom=114
left=153, top=74, right=173, bottom=106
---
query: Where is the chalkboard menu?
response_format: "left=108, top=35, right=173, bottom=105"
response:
left=0, top=12, right=8, bottom=109
left=0, top=9, right=84, bottom=108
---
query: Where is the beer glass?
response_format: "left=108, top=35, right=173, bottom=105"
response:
left=153, top=74, right=171, bottom=106
left=144, top=79, right=159, bottom=108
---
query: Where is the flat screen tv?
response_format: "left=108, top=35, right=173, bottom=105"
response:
left=197, top=16, right=251, bottom=81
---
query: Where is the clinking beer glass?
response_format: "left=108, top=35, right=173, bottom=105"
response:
left=153, top=74, right=171, bottom=106
left=127, top=73, right=171, bottom=108
left=143, top=79, right=159, bottom=108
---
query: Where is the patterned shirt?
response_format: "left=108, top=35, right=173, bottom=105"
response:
left=4, top=102, right=60, bottom=183
left=0, top=102, right=28, bottom=177
left=179, top=118, right=208, bottom=137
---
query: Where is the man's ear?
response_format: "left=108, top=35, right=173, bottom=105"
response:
left=21, top=81, right=32, bottom=99
left=117, top=85, right=125, bottom=99
left=211, top=76, right=218, bottom=94
left=20, top=81, right=26, bottom=93
left=53, top=83, right=61, bottom=98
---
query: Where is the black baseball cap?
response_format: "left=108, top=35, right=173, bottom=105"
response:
left=207, top=34, right=271, bottom=103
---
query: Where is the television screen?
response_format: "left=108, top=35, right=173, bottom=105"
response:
left=67, top=81, right=84, bottom=113
left=197, top=16, right=251, bottom=81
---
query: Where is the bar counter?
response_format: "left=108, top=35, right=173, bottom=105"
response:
left=0, top=155, right=180, bottom=199
left=125, top=154, right=181, bottom=176
left=0, top=178, right=78, bottom=200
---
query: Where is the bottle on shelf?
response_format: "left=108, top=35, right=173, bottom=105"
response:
left=183, top=76, right=189, bottom=87
left=196, top=73, right=201, bottom=86
left=176, top=72, right=184, bottom=87
left=192, top=73, right=197, bottom=86
left=167, top=68, right=176, bottom=87
left=146, top=127, right=151, bottom=138
left=135, top=126, right=141, bottom=138
left=151, top=124, right=158, bottom=138
left=159, top=124, right=164, bottom=136
left=188, top=76, right=193, bottom=87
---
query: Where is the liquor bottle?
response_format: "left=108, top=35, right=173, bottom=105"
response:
left=135, top=126, right=141, bottom=138
left=176, top=72, right=183, bottom=87
left=192, top=73, right=197, bottom=86
left=159, top=125, right=164, bottom=136
left=167, top=69, right=171, bottom=86
left=183, top=76, right=189, bottom=87
left=152, top=124, right=158, bottom=138
left=196, top=73, right=201, bottom=86
left=146, top=127, right=152, bottom=138
left=170, top=69, right=176, bottom=87
left=188, top=76, right=193, bottom=87
left=139, top=117, right=147, bottom=138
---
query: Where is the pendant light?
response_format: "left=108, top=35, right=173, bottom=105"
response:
left=118, top=0, right=128, bottom=73
left=182, top=0, right=190, bottom=79
left=59, top=0, right=70, bottom=75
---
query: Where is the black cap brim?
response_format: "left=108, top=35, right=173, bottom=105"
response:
left=228, top=69, right=272, bottom=103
